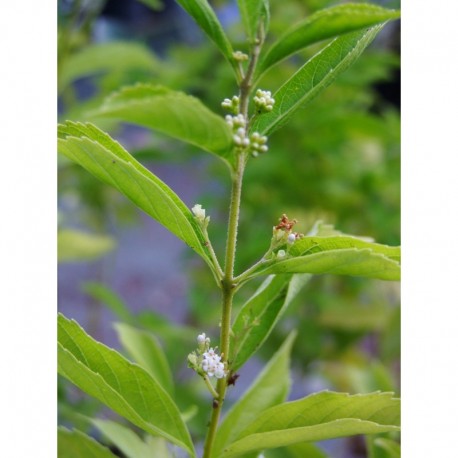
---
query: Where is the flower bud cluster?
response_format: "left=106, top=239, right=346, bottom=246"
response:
left=192, top=204, right=210, bottom=230
left=249, top=132, right=268, bottom=157
left=225, top=114, right=270, bottom=157
left=225, top=114, right=250, bottom=149
left=270, top=214, right=304, bottom=258
left=188, top=333, right=227, bottom=380
left=254, top=89, right=275, bottom=112
left=233, top=50, right=249, bottom=62
left=221, top=95, right=240, bottom=114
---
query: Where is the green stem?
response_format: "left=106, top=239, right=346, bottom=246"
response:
left=201, top=24, right=265, bottom=458
left=203, top=375, right=220, bottom=399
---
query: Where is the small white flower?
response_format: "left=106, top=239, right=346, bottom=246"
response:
left=192, top=204, right=205, bottom=220
left=287, top=233, right=296, bottom=244
left=214, top=362, right=226, bottom=379
left=233, top=135, right=243, bottom=145
left=277, top=249, right=286, bottom=259
left=197, top=333, right=206, bottom=344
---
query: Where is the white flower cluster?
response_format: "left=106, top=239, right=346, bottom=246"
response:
left=202, top=348, right=226, bottom=379
left=221, top=95, right=240, bottom=114
left=254, top=89, right=275, bottom=112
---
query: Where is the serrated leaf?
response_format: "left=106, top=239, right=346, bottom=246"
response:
left=237, top=0, right=270, bottom=42
left=59, top=42, right=159, bottom=92
left=58, top=427, right=117, bottom=458
left=175, top=0, right=234, bottom=69
left=57, top=314, right=195, bottom=456
left=91, top=419, right=157, bottom=458
left=290, top=236, right=400, bottom=262
left=83, top=282, right=133, bottom=324
left=91, top=84, right=234, bottom=165
left=231, top=274, right=310, bottom=371
left=256, top=248, right=400, bottom=281
left=258, top=4, right=400, bottom=75
left=58, top=229, right=116, bottom=262
left=213, top=332, right=296, bottom=457
left=114, top=323, right=174, bottom=396
left=221, top=391, right=400, bottom=457
left=251, top=25, right=384, bottom=136
left=58, top=121, right=215, bottom=273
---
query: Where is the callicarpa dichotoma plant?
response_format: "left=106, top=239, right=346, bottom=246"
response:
left=57, top=1, right=401, bottom=457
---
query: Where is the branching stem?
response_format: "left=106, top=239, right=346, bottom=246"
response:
left=201, top=24, right=266, bottom=458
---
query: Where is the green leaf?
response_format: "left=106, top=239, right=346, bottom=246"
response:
left=237, top=0, right=270, bottom=42
left=114, top=323, right=175, bottom=396
left=220, top=391, right=400, bottom=457
left=231, top=274, right=310, bottom=371
left=213, top=332, right=296, bottom=457
left=91, top=419, right=159, bottom=458
left=91, top=84, right=234, bottom=165
left=83, top=282, right=133, bottom=324
left=58, top=121, right=215, bottom=273
left=266, top=442, right=329, bottom=458
left=58, top=427, right=117, bottom=458
left=58, top=229, right=116, bottom=262
left=59, top=42, right=159, bottom=92
left=257, top=248, right=400, bottom=281
left=373, top=438, right=401, bottom=457
left=174, top=0, right=234, bottom=68
left=258, top=4, right=400, bottom=75
left=251, top=25, right=384, bottom=136
left=57, top=314, right=195, bottom=456
left=289, top=235, right=400, bottom=262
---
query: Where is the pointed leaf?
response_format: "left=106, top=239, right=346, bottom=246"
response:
left=251, top=25, right=384, bottom=136
left=58, top=121, right=215, bottom=272
left=91, top=84, right=234, bottom=165
left=231, top=274, right=310, bottom=371
left=91, top=419, right=157, bottom=458
left=114, top=323, right=174, bottom=396
left=59, top=42, right=159, bottom=92
left=256, top=248, right=400, bottom=281
left=58, top=229, right=116, bottom=262
left=175, top=0, right=234, bottom=68
left=221, top=392, right=400, bottom=457
left=237, top=0, right=270, bottom=42
left=58, top=427, right=117, bottom=458
left=258, top=4, right=400, bottom=75
left=57, top=314, right=195, bottom=456
left=289, top=235, right=400, bottom=262
left=213, top=332, right=296, bottom=457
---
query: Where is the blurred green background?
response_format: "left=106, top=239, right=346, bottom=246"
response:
left=58, top=1, right=400, bottom=456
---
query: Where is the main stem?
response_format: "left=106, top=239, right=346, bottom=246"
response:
left=202, top=28, right=264, bottom=457
left=202, top=154, right=245, bottom=458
